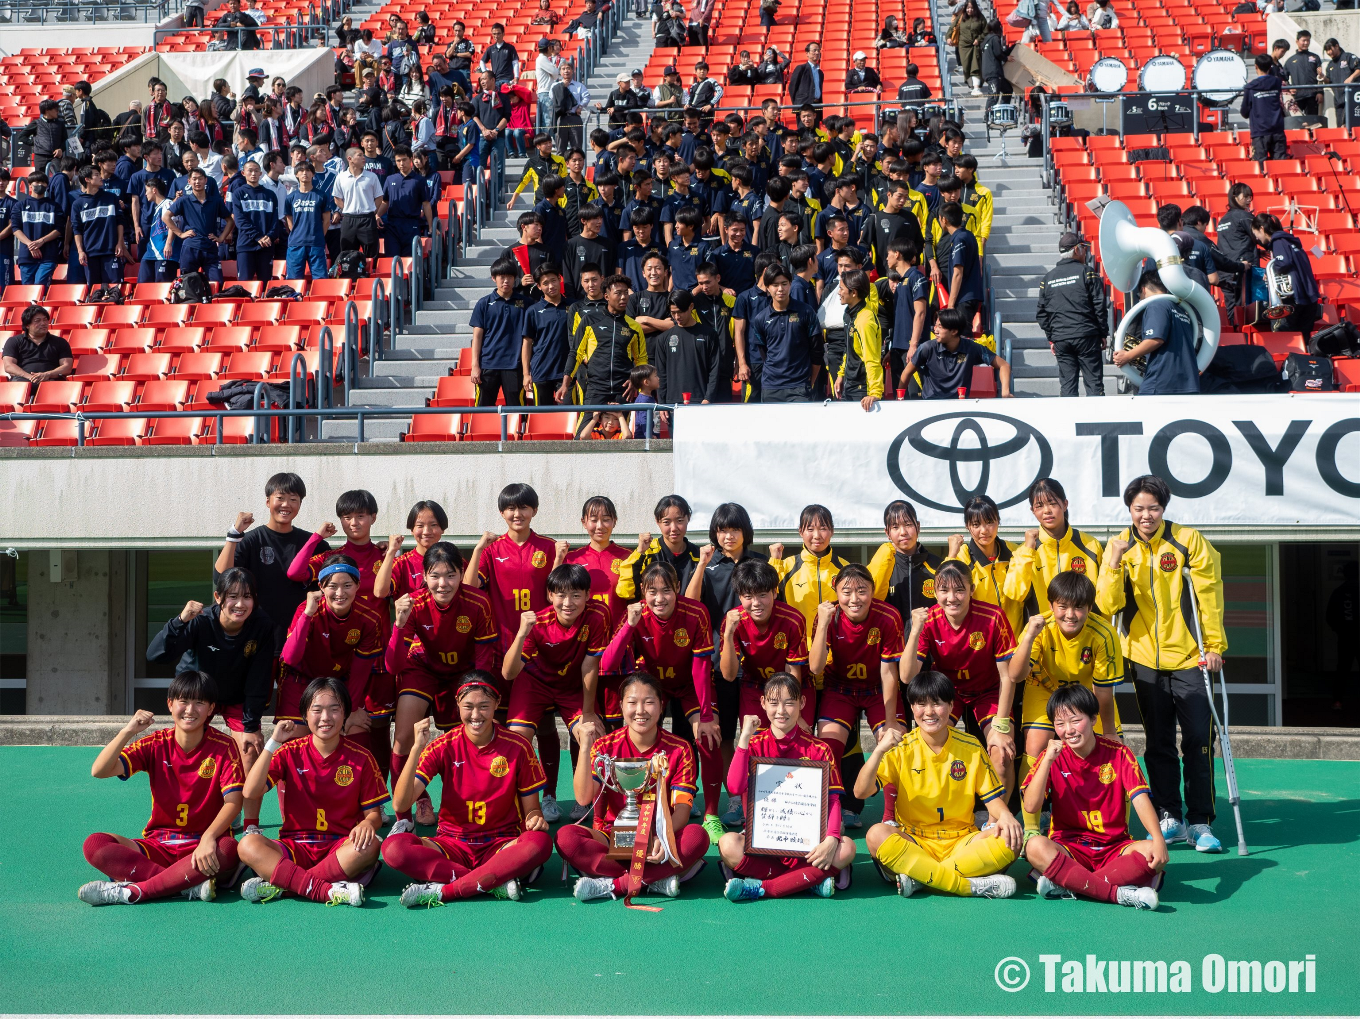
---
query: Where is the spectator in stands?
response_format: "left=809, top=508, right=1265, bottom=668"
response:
left=232, top=159, right=279, bottom=282
left=29, top=101, right=69, bottom=169
left=335, top=14, right=359, bottom=48
left=3, top=307, right=72, bottom=393
left=70, top=166, right=128, bottom=288
left=11, top=172, right=64, bottom=285
left=1253, top=213, right=1321, bottom=342
left=214, top=0, right=260, bottom=50
left=113, top=103, right=143, bottom=145
left=897, top=63, right=933, bottom=114
left=564, top=0, right=602, bottom=39
left=687, top=0, right=716, bottom=47
left=1323, top=39, right=1360, bottom=111
left=472, top=70, right=512, bottom=172
left=789, top=43, right=825, bottom=110
left=599, top=72, right=637, bottom=130
left=388, top=21, right=419, bottom=79
left=759, top=0, right=781, bottom=28
left=1285, top=31, right=1324, bottom=121
left=445, top=20, right=477, bottom=94
left=876, top=15, right=908, bottom=49
left=653, top=65, right=686, bottom=121
left=655, top=2, right=687, bottom=49
left=400, top=69, right=430, bottom=107
left=384, top=146, right=434, bottom=259
left=941, top=201, right=983, bottom=328
left=729, top=51, right=761, bottom=86
left=184, top=0, right=206, bottom=28
left=482, top=23, right=521, bottom=87
left=551, top=63, right=591, bottom=152
left=749, top=263, right=822, bottom=402
left=354, top=29, right=384, bottom=77
left=907, top=16, right=936, bottom=47
left=334, top=145, right=387, bottom=261
left=1036, top=232, right=1107, bottom=397
left=903, top=306, right=1011, bottom=398
left=536, top=38, right=563, bottom=129
left=1114, top=272, right=1199, bottom=394
left=1214, top=183, right=1254, bottom=317
left=1242, top=54, right=1287, bottom=161
left=531, top=0, right=561, bottom=27
left=955, top=0, right=988, bottom=95
left=1056, top=1, right=1089, bottom=30
left=756, top=47, right=790, bottom=85
left=845, top=52, right=882, bottom=94
left=1086, top=0, right=1117, bottom=30
left=413, top=10, right=436, bottom=46
left=684, top=62, right=723, bottom=127
left=72, top=81, right=113, bottom=149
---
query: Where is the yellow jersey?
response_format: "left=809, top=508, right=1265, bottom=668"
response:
left=876, top=729, right=1004, bottom=835
left=1002, top=526, right=1105, bottom=619
left=1028, top=614, right=1124, bottom=693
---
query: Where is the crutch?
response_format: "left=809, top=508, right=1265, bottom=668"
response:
left=1183, top=566, right=1249, bottom=857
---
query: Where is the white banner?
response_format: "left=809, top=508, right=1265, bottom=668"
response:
left=157, top=50, right=335, bottom=111
left=672, top=395, right=1360, bottom=531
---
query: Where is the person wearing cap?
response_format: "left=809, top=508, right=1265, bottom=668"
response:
left=629, top=69, right=653, bottom=108
left=600, top=72, right=638, bottom=131
left=845, top=52, right=882, bottom=93
left=242, top=69, right=266, bottom=105
left=684, top=62, right=723, bottom=128
left=1035, top=232, right=1108, bottom=397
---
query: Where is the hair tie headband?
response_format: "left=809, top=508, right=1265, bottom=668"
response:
left=318, top=562, right=361, bottom=583
left=455, top=678, right=501, bottom=701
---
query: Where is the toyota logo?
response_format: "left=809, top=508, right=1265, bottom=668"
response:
left=887, top=412, right=1054, bottom=512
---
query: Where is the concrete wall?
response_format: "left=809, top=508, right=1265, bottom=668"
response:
left=25, top=550, right=128, bottom=715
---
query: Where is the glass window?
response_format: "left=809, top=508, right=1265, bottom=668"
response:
left=138, top=550, right=214, bottom=680
left=0, top=552, right=27, bottom=714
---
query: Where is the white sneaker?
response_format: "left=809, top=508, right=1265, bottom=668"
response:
left=243, top=824, right=263, bottom=837
left=181, top=878, right=216, bottom=902
left=646, top=875, right=679, bottom=897
left=78, top=880, right=132, bottom=906
left=540, top=794, right=562, bottom=823
left=841, top=809, right=862, bottom=830
left=1035, top=874, right=1073, bottom=899
left=400, top=882, right=445, bottom=908
left=239, top=876, right=284, bottom=903
left=896, top=873, right=921, bottom=897
left=326, top=881, right=364, bottom=906
left=1159, top=810, right=1187, bottom=842
left=573, top=875, right=616, bottom=902
left=491, top=878, right=522, bottom=901
left=1187, top=823, right=1223, bottom=853
left=968, top=874, right=1017, bottom=898
left=1116, top=884, right=1159, bottom=910
left=389, top=818, right=416, bottom=836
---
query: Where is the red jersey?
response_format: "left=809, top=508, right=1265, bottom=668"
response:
left=1022, top=735, right=1149, bottom=852
left=824, top=600, right=905, bottom=690
left=521, top=600, right=611, bottom=688
left=283, top=599, right=384, bottom=679
left=624, top=597, right=715, bottom=679
left=744, top=727, right=843, bottom=797
left=120, top=726, right=245, bottom=838
left=297, top=538, right=390, bottom=638
left=478, top=531, right=558, bottom=647
left=724, top=602, right=810, bottom=688
left=565, top=542, right=631, bottom=629
left=267, top=736, right=390, bottom=840
left=415, top=722, right=547, bottom=840
left=915, top=601, right=1016, bottom=696
left=393, top=586, right=498, bottom=676
left=588, top=726, right=697, bottom=831
left=388, top=548, right=428, bottom=599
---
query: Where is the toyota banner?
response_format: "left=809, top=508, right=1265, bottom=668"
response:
left=672, top=396, right=1360, bottom=531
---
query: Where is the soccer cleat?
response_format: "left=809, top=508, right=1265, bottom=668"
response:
left=414, top=794, right=437, bottom=827
left=811, top=876, right=835, bottom=898
left=968, top=874, right=1017, bottom=898
left=1158, top=810, right=1187, bottom=842
left=678, top=858, right=707, bottom=883
left=389, top=817, right=416, bottom=836
left=400, top=882, right=446, bottom=908
left=720, top=798, right=745, bottom=827
left=896, top=873, right=921, bottom=897
left=243, top=824, right=263, bottom=837
left=1116, top=885, right=1160, bottom=910
left=568, top=801, right=591, bottom=823
left=573, top=876, right=616, bottom=902
left=646, top=875, right=679, bottom=898
left=539, top=794, right=562, bottom=824
left=1035, top=875, right=1074, bottom=900
left=240, top=877, right=284, bottom=903
left=325, top=881, right=364, bottom=907
left=724, top=877, right=764, bottom=902
left=841, top=809, right=862, bottom=830
left=702, top=814, right=726, bottom=844
left=1187, top=824, right=1222, bottom=853
left=490, top=878, right=522, bottom=901
left=181, top=878, right=216, bottom=902
left=78, top=880, right=132, bottom=906
left=380, top=806, right=396, bottom=827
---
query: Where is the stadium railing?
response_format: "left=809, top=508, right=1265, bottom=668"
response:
left=153, top=0, right=354, bottom=49
left=1, top=0, right=181, bottom=24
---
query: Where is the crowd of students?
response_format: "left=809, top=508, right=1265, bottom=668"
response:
left=77, top=468, right=1228, bottom=908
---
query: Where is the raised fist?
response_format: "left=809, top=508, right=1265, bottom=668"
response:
left=518, top=609, right=539, bottom=634
left=1023, top=529, right=1039, bottom=550
left=232, top=511, right=254, bottom=532
left=626, top=601, right=644, bottom=627
left=393, top=594, right=413, bottom=628
left=317, top=521, right=338, bottom=541
left=271, top=719, right=298, bottom=743
left=304, top=590, right=325, bottom=616
left=1106, top=536, right=1130, bottom=565
left=910, top=606, right=930, bottom=630
left=1025, top=614, right=1045, bottom=637
left=386, top=534, right=405, bottom=555
left=768, top=542, right=784, bottom=561
left=816, top=601, right=838, bottom=628
left=947, top=534, right=965, bottom=558
left=180, top=600, right=205, bottom=623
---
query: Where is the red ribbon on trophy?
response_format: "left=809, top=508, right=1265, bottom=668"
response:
left=622, top=755, right=679, bottom=911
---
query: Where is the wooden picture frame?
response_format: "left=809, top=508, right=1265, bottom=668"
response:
left=743, top=756, right=830, bottom=858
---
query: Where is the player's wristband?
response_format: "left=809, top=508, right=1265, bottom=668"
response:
left=264, top=738, right=284, bottom=754
left=226, top=528, right=244, bottom=542
left=991, top=718, right=1013, bottom=734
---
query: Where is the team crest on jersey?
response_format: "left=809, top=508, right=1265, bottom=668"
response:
left=610, top=559, right=622, bottom=574
left=949, top=760, right=967, bottom=781
left=243, top=640, right=258, bottom=658
left=1081, top=646, right=1093, bottom=664
left=968, top=631, right=986, bottom=650
left=774, top=632, right=788, bottom=650
left=346, top=629, right=361, bottom=645
left=531, top=550, right=548, bottom=568
left=673, top=627, right=691, bottom=647
left=489, top=755, right=510, bottom=778
left=198, top=757, right=217, bottom=779
left=922, top=579, right=935, bottom=599
left=1159, top=551, right=1179, bottom=572
left=456, top=615, right=472, bottom=633
left=372, top=561, right=382, bottom=573
left=1098, top=763, right=1116, bottom=785
left=334, top=765, right=355, bottom=787
left=578, top=626, right=590, bottom=643
left=867, top=627, right=881, bottom=645
left=1070, top=556, right=1087, bottom=574
left=259, top=546, right=276, bottom=565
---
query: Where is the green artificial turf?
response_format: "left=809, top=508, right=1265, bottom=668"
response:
left=0, top=747, right=1356, bottom=1015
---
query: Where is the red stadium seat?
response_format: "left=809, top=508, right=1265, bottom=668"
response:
left=1255, top=332, right=1306, bottom=365
left=28, top=380, right=84, bottom=413
left=308, top=279, right=354, bottom=301
left=236, top=303, right=284, bottom=327
left=191, top=304, right=236, bottom=326
left=402, top=413, right=461, bottom=442
left=0, top=380, right=28, bottom=412
left=71, top=354, right=121, bottom=381
left=66, top=329, right=111, bottom=354
left=82, top=380, right=139, bottom=411
left=0, top=420, right=35, bottom=447
left=520, top=411, right=578, bottom=440
left=159, top=327, right=207, bottom=353
left=174, top=353, right=224, bottom=380
left=1334, top=358, right=1360, bottom=392
left=98, top=305, right=144, bottom=328
left=255, top=325, right=302, bottom=351
left=32, top=419, right=83, bottom=447
left=197, top=415, right=259, bottom=443
left=463, top=411, right=519, bottom=442
left=0, top=284, right=42, bottom=307
left=88, top=417, right=147, bottom=446
left=138, top=380, right=191, bottom=411
left=204, top=326, right=254, bottom=352
left=970, top=365, right=998, bottom=398
left=127, top=282, right=174, bottom=306
left=143, top=417, right=203, bottom=445
left=45, top=284, right=88, bottom=306
left=429, top=375, right=476, bottom=406
left=143, top=304, right=191, bottom=329
left=107, top=328, right=157, bottom=354
left=51, top=305, right=99, bottom=329
left=219, top=351, right=276, bottom=380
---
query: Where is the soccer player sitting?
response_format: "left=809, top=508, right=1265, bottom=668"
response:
left=79, top=672, right=243, bottom=906
left=386, top=542, right=498, bottom=831
left=277, top=555, right=384, bottom=753
left=857, top=671, right=1022, bottom=898
left=719, top=674, right=856, bottom=901
left=386, top=677, right=554, bottom=905
left=719, top=560, right=813, bottom=729
left=1009, top=571, right=1123, bottom=834
left=601, top=563, right=724, bottom=841
left=1021, top=684, right=1165, bottom=909
left=502, top=563, right=610, bottom=776
left=904, top=560, right=1018, bottom=795
left=557, top=673, right=710, bottom=901
left=237, top=677, right=389, bottom=906
left=810, top=564, right=907, bottom=761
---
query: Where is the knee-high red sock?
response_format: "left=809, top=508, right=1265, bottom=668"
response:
left=695, top=738, right=723, bottom=817
left=733, top=854, right=787, bottom=879
left=128, top=837, right=240, bottom=902
left=390, top=752, right=411, bottom=819
left=270, top=854, right=347, bottom=903
left=84, top=833, right=162, bottom=883
left=383, top=832, right=466, bottom=883
left=734, top=853, right=832, bottom=897
left=1095, top=851, right=1158, bottom=889
left=538, top=721, right=561, bottom=799
left=821, top=732, right=846, bottom=759
left=442, top=830, right=553, bottom=900
left=1045, top=851, right=1126, bottom=904
left=555, top=824, right=626, bottom=878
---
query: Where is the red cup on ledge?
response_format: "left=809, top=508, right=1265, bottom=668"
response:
left=682, top=392, right=691, bottom=404
left=957, top=386, right=967, bottom=399
left=896, top=388, right=906, bottom=400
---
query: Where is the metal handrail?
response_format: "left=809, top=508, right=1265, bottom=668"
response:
left=389, top=257, right=408, bottom=339
left=15, top=0, right=174, bottom=25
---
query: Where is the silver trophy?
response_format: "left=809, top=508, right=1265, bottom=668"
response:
left=598, top=757, right=652, bottom=858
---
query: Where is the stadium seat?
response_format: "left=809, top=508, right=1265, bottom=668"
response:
left=67, top=329, right=111, bottom=354
left=98, top=306, right=144, bottom=328
left=402, top=413, right=461, bottom=442
left=82, top=380, right=139, bottom=411
left=204, top=327, right=254, bottom=353
left=71, top=354, right=121, bottom=381
left=0, top=380, right=28, bottom=412
left=32, top=419, right=83, bottom=447
left=521, top=411, right=578, bottom=440
left=0, top=420, right=34, bottom=447
left=0, top=285, right=42, bottom=307
left=970, top=365, right=998, bottom=398
left=108, top=328, right=157, bottom=354
left=197, top=415, right=259, bottom=443
left=143, top=417, right=203, bottom=445
left=28, top=380, right=84, bottom=413
left=191, top=304, right=236, bottom=326
left=127, top=283, right=174, bottom=305
left=463, top=411, right=519, bottom=442
left=44, top=284, right=87, bottom=306
left=138, top=380, right=191, bottom=411
left=1256, top=332, right=1306, bottom=365
left=1333, top=358, right=1360, bottom=391
left=52, top=305, right=99, bottom=329
left=219, top=352, right=276, bottom=380
left=122, top=353, right=174, bottom=381
left=308, top=279, right=353, bottom=300
left=88, top=417, right=148, bottom=447
left=429, top=374, right=476, bottom=406
left=256, top=325, right=303, bottom=351
left=159, top=327, right=207, bottom=353
left=174, top=353, right=224, bottom=380
left=236, top=303, right=284, bottom=327
left=143, top=305, right=191, bottom=329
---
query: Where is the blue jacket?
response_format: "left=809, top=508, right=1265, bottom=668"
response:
left=231, top=183, right=278, bottom=247
left=1240, top=74, right=1284, bottom=137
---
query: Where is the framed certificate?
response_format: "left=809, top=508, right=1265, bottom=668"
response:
left=744, top=756, right=830, bottom=857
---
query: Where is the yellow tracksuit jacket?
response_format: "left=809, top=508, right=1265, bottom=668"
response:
left=1002, top=525, right=1106, bottom=619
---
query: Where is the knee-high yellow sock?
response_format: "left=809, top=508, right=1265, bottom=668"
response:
left=947, top=833, right=1017, bottom=895
left=1017, top=754, right=1042, bottom=832
left=875, top=833, right=971, bottom=896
